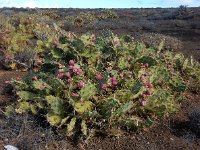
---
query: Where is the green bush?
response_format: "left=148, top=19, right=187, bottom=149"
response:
left=6, top=26, right=200, bottom=138
left=0, top=13, right=58, bottom=70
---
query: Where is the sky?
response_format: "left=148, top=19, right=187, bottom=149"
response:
left=0, top=0, right=200, bottom=8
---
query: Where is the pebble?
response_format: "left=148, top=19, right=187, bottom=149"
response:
left=4, top=145, right=18, bottom=150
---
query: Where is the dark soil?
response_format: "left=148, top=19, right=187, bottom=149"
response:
left=0, top=7, right=200, bottom=150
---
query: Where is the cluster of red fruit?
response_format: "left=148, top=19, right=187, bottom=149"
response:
left=56, top=60, right=83, bottom=84
left=58, top=59, right=119, bottom=91
left=96, top=73, right=118, bottom=90
left=139, top=63, right=154, bottom=96
left=140, top=63, right=149, bottom=68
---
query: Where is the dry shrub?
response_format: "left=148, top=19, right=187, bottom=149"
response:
left=74, top=17, right=84, bottom=27
left=0, top=31, right=10, bottom=51
left=0, top=113, right=72, bottom=150
left=134, top=32, right=183, bottom=51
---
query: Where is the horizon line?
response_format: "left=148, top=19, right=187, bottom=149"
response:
left=0, top=6, right=199, bottom=9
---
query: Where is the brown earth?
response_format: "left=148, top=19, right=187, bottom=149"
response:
left=0, top=7, right=200, bottom=150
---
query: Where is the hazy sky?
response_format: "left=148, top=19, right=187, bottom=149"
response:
left=0, top=0, right=200, bottom=8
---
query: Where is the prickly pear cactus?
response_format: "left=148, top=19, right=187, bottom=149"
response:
left=75, top=101, right=94, bottom=113
left=8, top=29, right=200, bottom=138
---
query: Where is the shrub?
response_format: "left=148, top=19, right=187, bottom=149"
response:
left=74, top=17, right=84, bottom=27
left=6, top=26, right=200, bottom=138
left=135, top=32, right=183, bottom=51
left=0, top=13, right=58, bottom=70
left=178, top=5, right=188, bottom=14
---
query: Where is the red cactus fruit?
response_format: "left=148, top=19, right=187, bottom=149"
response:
left=101, top=83, right=107, bottom=90
left=73, top=68, right=78, bottom=73
left=141, top=101, right=147, bottom=106
left=71, top=93, right=79, bottom=97
left=69, top=60, right=75, bottom=66
left=96, top=74, right=102, bottom=80
left=40, top=85, right=46, bottom=90
left=57, top=73, right=64, bottom=79
left=76, top=68, right=82, bottom=75
left=79, top=81, right=85, bottom=88
left=111, top=77, right=117, bottom=86
left=65, top=72, right=71, bottom=78
left=69, top=65, right=74, bottom=69
left=144, top=63, right=149, bottom=68
left=140, top=76, right=145, bottom=81
left=145, top=90, right=153, bottom=95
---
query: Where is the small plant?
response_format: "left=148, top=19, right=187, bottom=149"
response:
left=6, top=25, right=200, bottom=139
left=178, top=5, right=188, bottom=14
left=74, top=17, right=84, bottom=27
